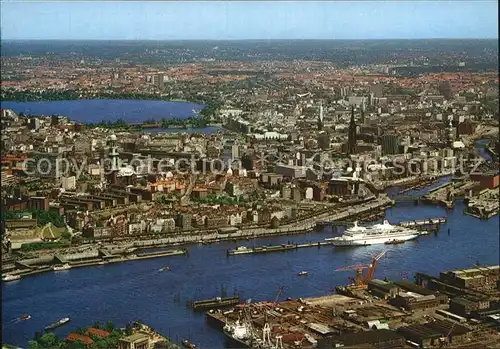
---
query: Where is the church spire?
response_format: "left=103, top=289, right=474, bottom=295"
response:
left=347, top=106, right=357, bottom=155
left=360, top=102, right=365, bottom=124
left=318, top=102, right=324, bottom=130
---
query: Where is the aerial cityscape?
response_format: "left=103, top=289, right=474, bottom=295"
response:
left=1, top=1, right=499, bottom=349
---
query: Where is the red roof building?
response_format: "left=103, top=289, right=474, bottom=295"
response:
left=86, top=327, right=111, bottom=338
left=66, top=333, right=94, bottom=346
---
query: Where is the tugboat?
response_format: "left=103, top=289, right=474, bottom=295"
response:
left=2, top=274, right=21, bottom=282
left=45, top=317, right=70, bottom=331
left=53, top=264, right=71, bottom=271
left=181, top=339, right=197, bottom=348
left=297, top=271, right=308, bottom=276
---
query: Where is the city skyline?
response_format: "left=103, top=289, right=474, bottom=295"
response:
left=1, top=1, right=498, bottom=40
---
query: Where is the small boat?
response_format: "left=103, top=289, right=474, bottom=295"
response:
left=19, top=314, right=31, bottom=321
left=53, top=264, right=71, bottom=271
left=297, top=271, right=308, bottom=276
left=2, top=274, right=21, bottom=282
left=385, top=239, right=405, bottom=245
left=98, top=261, right=107, bottom=265
left=182, top=339, right=197, bottom=348
left=45, top=317, right=70, bottom=331
left=161, top=266, right=170, bottom=272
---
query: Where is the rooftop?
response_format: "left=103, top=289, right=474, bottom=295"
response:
left=119, top=332, right=150, bottom=343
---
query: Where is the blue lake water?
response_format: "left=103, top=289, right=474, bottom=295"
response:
left=2, top=198, right=499, bottom=347
left=0, top=99, right=205, bottom=124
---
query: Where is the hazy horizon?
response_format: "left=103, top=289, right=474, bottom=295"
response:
left=1, top=1, right=498, bottom=41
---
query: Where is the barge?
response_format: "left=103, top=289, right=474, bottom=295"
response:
left=227, top=242, right=332, bottom=256
left=191, top=296, right=240, bottom=311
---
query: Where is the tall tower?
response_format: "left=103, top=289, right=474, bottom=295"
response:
left=447, top=119, right=454, bottom=147
left=360, top=101, right=366, bottom=124
left=109, top=134, right=119, bottom=171
left=318, top=102, right=324, bottom=131
left=347, top=106, right=357, bottom=155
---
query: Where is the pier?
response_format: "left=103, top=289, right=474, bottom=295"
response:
left=227, top=241, right=334, bottom=256
left=3, top=248, right=188, bottom=280
left=190, top=296, right=240, bottom=311
left=399, top=217, right=447, bottom=227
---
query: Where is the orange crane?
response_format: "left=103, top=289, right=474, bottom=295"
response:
left=335, top=251, right=387, bottom=288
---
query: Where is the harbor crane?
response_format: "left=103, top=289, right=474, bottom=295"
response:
left=335, top=251, right=387, bottom=288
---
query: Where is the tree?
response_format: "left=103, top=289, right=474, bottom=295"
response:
left=64, top=342, right=85, bottom=349
left=28, top=341, right=40, bottom=349
left=38, top=333, right=58, bottom=348
left=104, top=321, right=114, bottom=332
left=93, top=321, right=101, bottom=329
left=75, top=327, right=86, bottom=335
left=125, top=322, right=133, bottom=335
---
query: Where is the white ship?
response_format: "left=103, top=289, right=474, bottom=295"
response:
left=223, top=321, right=253, bottom=347
left=231, top=246, right=253, bottom=255
left=325, top=220, right=420, bottom=246
left=2, top=274, right=21, bottom=282
left=53, top=264, right=71, bottom=271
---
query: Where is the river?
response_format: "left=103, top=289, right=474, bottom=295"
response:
left=0, top=99, right=205, bottom=124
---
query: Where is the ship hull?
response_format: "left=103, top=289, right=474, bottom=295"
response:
left=223, top=330, right=251, bottom=348
left=327, top=233, right=419, bottom=246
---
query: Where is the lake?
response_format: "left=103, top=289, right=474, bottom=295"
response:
left=0, top=99, right=205, bottom=124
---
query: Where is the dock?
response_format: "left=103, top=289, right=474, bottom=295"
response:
left=190, top=296, right=240, bottom=311
left=399, top=217, right=447, bottom=228
left=227, top=241, right=333, bottom=256
left=8, top=248, right=188, bottom=280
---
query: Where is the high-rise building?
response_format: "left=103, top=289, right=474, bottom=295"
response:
left=347, top=106, right=357, bottom=155
left=318, top=103, right=324, bottom=130
left=317, top=131, right=330, bottom=150
left=231, top=144, right=240, bottom=159
left=28, top=118, right=40, bottom=130
left=380, top=134, right=400, bottom=155
left=447, top=119, right=455, bottom=147
left=360, top=102, right=366, bottom=124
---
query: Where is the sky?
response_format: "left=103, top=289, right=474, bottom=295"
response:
left=1, top=1, right=498, bottom=40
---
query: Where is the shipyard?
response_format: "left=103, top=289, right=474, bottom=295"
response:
left=206, top=264, right=500, bottom=349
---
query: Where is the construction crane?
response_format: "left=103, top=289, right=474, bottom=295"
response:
left=335, top=251, right=387, bottom=288
left=439, top=321, right=457, bottom=347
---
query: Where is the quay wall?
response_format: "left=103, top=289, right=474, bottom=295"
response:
left=19, top=256, right=54, bottom=266
left=61, top=250, right=100, bottom=261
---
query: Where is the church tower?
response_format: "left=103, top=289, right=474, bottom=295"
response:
left=347, top=106, right=357, bottom=155
left=360, top=101, right=366, bottom=124
left=447, top=119, right=454, bottom=147
left=318, top=102, right=324, bottom=131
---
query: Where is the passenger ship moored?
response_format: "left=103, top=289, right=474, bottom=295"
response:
left=325, top=220, right=421, bottom=246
